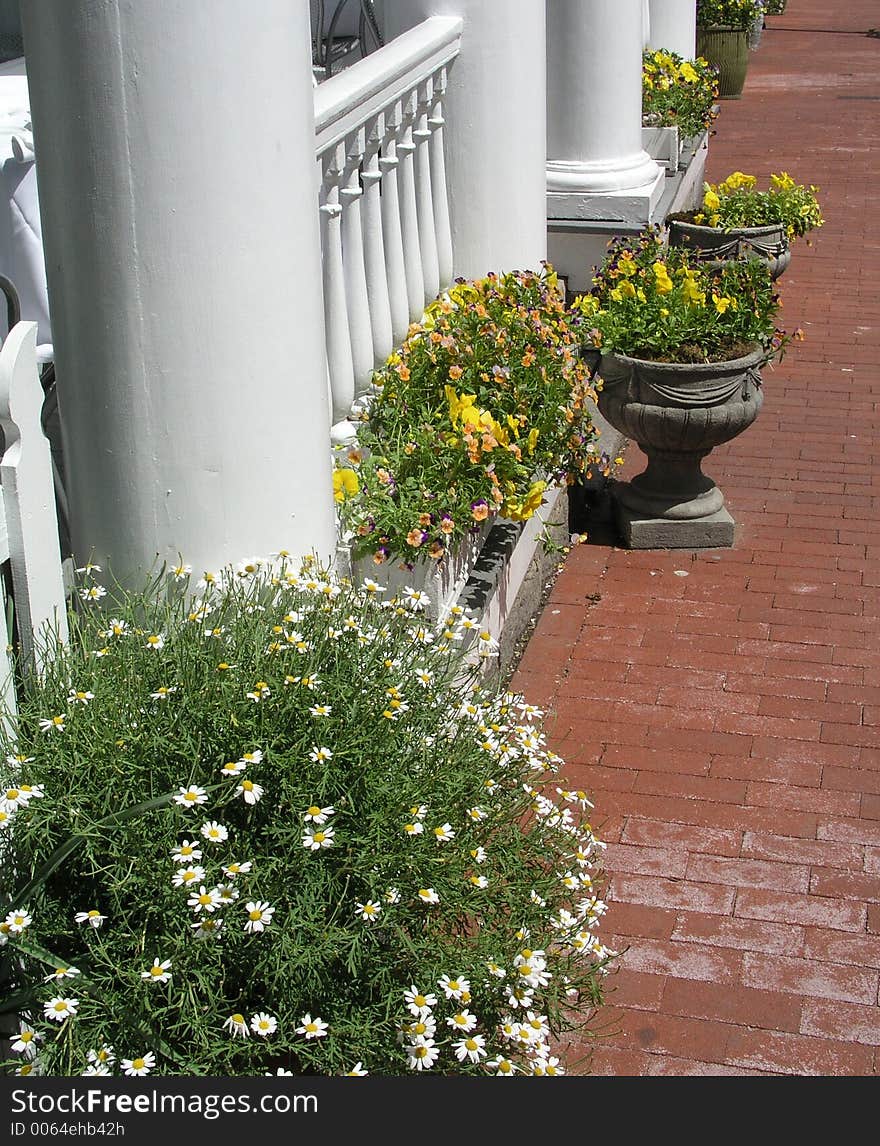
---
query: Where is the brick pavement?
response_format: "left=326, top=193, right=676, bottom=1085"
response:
left=512, top=0, right=880, bottom=1075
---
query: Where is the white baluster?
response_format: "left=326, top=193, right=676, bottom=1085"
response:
left=361, top=114, right=394, bottom=369
left=430, top=67, right=454, bottom=290
left=320, top=145, right=355, bottom=436
left=341, top=128, right=375, bottom=406
left=414, top=81, right=439, bottom=304
left=396, top=91, right=425, bottom=324
left=379, top=101, right=411, bottom=347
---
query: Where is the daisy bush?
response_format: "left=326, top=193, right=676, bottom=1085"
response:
left=642, top=49, right=719, bottom=141
left=0, top=554, right=612, bottom=1077
left=333, top=266, right=609, bottom=570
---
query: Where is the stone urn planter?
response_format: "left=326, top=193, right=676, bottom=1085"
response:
left=594, top=344, right=766, bottom=549
left=695, top=26, right=749, bottom=98
left=667, top=216, right=792, bottom=280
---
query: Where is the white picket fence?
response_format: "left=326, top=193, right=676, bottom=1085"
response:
left=0, top=320, right=68, bottom=725
left=314, top=15, right=461, bottom=442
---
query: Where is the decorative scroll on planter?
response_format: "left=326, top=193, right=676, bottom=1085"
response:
left=595, top=344, right=766, bottom=549
left=667, top=217, right=791, bottom=281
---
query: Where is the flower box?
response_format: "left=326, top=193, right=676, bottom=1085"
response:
left=642, top=124, right=683, bottom=172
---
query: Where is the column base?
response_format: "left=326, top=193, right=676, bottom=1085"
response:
left=547, top=166, right=665, bottom=225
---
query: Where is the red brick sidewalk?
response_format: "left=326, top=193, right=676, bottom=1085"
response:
left=513, top=1, right=880, bottom=1075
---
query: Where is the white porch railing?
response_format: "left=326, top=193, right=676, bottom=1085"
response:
left=314, top=15, right=462, bottom=442
left=0, top=320, right=68, bottom=726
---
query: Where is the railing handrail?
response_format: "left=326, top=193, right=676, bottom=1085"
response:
left=314, top=15, right=462, bottom=155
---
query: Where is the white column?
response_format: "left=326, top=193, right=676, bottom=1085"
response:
left=648, top=0, right=697, bottom=58
left=547, top=0, right=664, bottom=224
left=383, top=0, right=546, bottom=279
left=19, top=0, right=337, bottom=585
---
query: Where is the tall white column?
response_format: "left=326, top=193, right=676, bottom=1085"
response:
left=383, top=0, right=546, bottom=279
left=648, top=0, right=697, bottom=58
left=20, top=0, right=337, bottom=585
left=547, top=0, right=663, bottom=223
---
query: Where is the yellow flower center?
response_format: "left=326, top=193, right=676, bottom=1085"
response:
left=150, top=966, right=164, bottom=977
left=132, top=1058, right=145, bottom=1070
left=248, top=910, right=262, bottom=921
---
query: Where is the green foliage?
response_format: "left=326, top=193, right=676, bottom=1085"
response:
left=333, top=267, right=608, bottom=571
left=0, top=557, right=612, bottom=1077
left=571, top=227, right=787, bottom=363
left=695, top=171, right=825, bottom=240
left=642, top=49, right=719, bottom=141
left=696, top=0, right=764, bottom=29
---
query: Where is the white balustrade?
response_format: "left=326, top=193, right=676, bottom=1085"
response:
left=0, top=321, right=68, bottom=702
left=314, top=15, right=462, bottom=440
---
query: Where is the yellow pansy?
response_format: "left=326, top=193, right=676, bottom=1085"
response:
left=617, top=254, right=637, bottom=278
left=703, top=189, right=721, bottom=213
left=332, top=468, right=360, bottom=503
left=679, top=61, right=699, bottom=83
left=712, top=294, right=736, bottom=314
left=652, top=262, right=674, bottom=295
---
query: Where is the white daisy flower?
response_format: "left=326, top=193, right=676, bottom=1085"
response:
left=302, top=826, right=335, bottom=851
left=144, top=634, right=165, bottom=651
left=250, top=1013, right=278, bottom=1038
left=191, top=917, right=225, bottom=940
left=220, top=760, right=247, bottom=778
left=43, top=997, right=79, bottom=1022
left=43, top=966, right=80, bottom=982
left=121, top=1052, right=155, bottom=1076
left=296, top=1014, right=328, bottom=1039
left=67, top=689, right=94, bottom=705
left=243, top=901, right=275, bottom=933
left=417, top=888, right=439, bottom=905
left=238, top=750, right=263, bottom=767
left=432, top=823, right=455, bottom=843
left=38, top=715, right=66, bottom=734
left=105, top=618, right=129, bottom=638
left=487, top=1056, right=518, bottom=1076
left=170, top=841, right=203, bottom=864
left=345, top=1063, right=368, bottom=1076
left=149, top=686, right=177, bottom=701
left=169, top=562, right=192, bottom=581
left=141, top=958, right=172, bottom=984
left=453, top=1034, right=487, bottom=1063
left=82, top=1064, right=111, bottom=1076
left=531, top=1055, right=565, bottom=1076
left=309, top=703, right=332, bottom=717
left=404, top=987, right=437, bottom=1017
left=87, top=1046, right=115, bottom=1067
left=405, top=1039, right=440, bottom=1071
left=223, top=1013, right=250, bottom=1038
left=246, top=681, right=271, bottom=702
left=0, top=809, right=14, bottom=831
left=4, top=908, right=32, bottom=934
left=79, top=585, right=107, bottom=602
left=438, top=974, right=471, bottom=1001
left=403, top=821, right=424, bottom=836
left=468, top=874, right=489, bottom=889
left=235, top=779, right=264, bottom=805
left=171, top=865, right=206, bottom=888
left=303, top=804, right=334, bottom=824
left=384, top=888, right=400, bottom=904
left=222, top=861, right=253, bottom=878
left=76, top=561, right=102, bottom=575
left=74, top=909, right=106, bottom=929
left=308, top=746, right=333, bottom=763
left=173, top=785, right=208, bottom=810
left=10, top=1028, right=41, bottom=1058
left=187, top=886, right=222, bottom=914
left=201, top=820, right=229, bottom=843
left=356, top=900, right=381, bottom=923
left=446, top=1010, right=477, bottom=1033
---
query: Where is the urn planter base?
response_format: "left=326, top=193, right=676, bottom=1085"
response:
left=614, top=501, right=735, bottom=549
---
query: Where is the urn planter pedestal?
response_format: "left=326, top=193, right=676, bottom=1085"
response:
left=596, top=345, right=765, bottom=549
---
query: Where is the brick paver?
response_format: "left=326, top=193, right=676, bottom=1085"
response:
left=513, top=0, right=880, bottom=1075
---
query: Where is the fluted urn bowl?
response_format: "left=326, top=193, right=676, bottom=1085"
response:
left=597, top=344, right=765, bottom=521
left=668, top=217, right=791, bottom=281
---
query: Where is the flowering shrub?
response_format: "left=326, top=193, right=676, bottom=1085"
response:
left=333, top=267, right=607, bottom=570
left=696, top=0, right=764, bottom=29
left=642, top=49, right=719, bottom=141
left=0, top=555, right=612, bottom=1077
left=571, top=227, right=787, bottom=363
left=691, top=171, right=825, bottom=240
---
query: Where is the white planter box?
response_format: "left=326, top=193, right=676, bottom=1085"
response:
left=642, top=124, right=683, bottom=171
left=341, top=517, right=493, bottom=624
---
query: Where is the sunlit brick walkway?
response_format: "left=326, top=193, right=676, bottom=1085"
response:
left=513, top=0, right=880, bottom=1075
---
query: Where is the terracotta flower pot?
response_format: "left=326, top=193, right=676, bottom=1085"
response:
left=696, top=26, right=749, bottom=98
